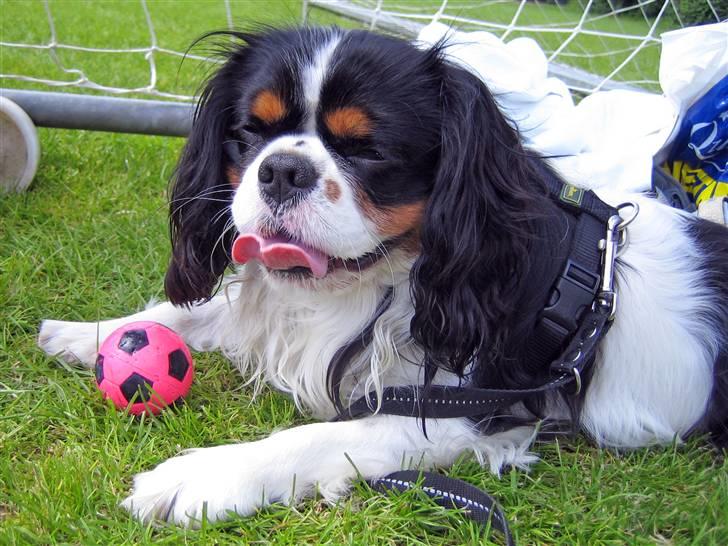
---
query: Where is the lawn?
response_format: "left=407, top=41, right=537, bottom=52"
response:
left=1, top=1, right=727, bottom=544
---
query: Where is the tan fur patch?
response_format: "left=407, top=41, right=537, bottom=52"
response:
left=356, top=189, right=425, bottom=239
left=324, top=107, right=372, bottom=139
left=226, top=165, right=241, bottom=188
left=250, top=90, right=287, bottom=124
left=324, top=179, right=342, bottom=202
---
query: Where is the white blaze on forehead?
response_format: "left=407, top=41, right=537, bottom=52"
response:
left=302, top=35, right=342, bottom=134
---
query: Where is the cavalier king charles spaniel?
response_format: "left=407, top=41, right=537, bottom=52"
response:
left=38, top=26, right=728, bottom=526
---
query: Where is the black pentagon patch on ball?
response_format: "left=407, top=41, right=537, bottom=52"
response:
left=118, top=329, right=149, bottom=354
left=95, top=354, right=104, bottom=385
left=168, top=349, right=190, bottom=381
left=120, top=372, right=153, bottom=403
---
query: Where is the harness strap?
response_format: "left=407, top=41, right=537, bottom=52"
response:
left=545, top=175, right=616, bottom=222
left=337, top=300, right=612, bottom=420
left=523, top=211, right=605, bottom=373
left=521, top=177, right=619, bottom=374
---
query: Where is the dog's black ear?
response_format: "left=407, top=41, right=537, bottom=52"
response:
left=164, top=52, right=243, bottom=306
left=410, top=63, right=549, bottom=381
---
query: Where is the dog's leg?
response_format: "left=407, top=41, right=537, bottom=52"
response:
left=38, top=294, right=235, bottom=367
left=121, top=415, right=536, bottom=527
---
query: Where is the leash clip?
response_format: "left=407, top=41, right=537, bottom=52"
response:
left=596, top=215, right=621, bottom=320
left=595, top=201, right=639, bottom=321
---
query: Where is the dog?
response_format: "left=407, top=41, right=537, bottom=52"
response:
left=38, top=26, right=728, bottom=527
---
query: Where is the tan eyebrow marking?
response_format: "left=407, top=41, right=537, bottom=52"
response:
left=250, top=90, right=287, bottom=124
left=324, top=106, right=373, bottom=139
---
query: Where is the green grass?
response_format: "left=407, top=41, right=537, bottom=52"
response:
left=1, top=1, right=727, bottom=544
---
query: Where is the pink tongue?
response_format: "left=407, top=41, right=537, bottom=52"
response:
left=232, top=233, right=328, bottom=278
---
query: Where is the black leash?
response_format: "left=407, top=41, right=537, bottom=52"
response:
left=354, top=294, right=614, bottom=544
left=369, top=470, right=515, bottom=545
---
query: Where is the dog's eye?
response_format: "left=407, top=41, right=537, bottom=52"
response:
left=339, top=142, right=384, bottom=162
left=224, top=139, right=243, bottom=163
left=234, top=120, right=265, bottom=154
left=354, top=148, right=384, bottom=161
left=240, top=116, right=268, bottom=137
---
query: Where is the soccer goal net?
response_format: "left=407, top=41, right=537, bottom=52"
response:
left=2, top=0, right=724, bottom=102
left=310, top=0, right=725, bottom=94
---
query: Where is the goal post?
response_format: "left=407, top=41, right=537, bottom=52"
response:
left=2, top=88, right=193, bottom=137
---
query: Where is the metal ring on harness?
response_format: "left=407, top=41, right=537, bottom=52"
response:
left=616, top=201, right=640, bottom=230
left=615, top=201, right=639, bottom=252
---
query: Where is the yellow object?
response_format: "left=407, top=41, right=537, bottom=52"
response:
left=664, top=160, right=728, bottom=207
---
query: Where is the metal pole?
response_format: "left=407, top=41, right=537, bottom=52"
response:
left=0, top=89, right=194, bottom=137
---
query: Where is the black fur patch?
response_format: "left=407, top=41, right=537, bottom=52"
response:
left=687, top=217, right=728, bottom=446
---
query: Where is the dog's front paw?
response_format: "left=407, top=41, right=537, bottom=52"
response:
left=121, top=444, right=269, bottom=527
left=121, top=441, right=350, bottom=527
left=38, top=319, right=104, bottom=367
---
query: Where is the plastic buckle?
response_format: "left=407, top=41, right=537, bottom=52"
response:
left=542, top=260, right=601, bottom=333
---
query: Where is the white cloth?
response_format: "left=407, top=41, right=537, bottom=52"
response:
left=417, top=21, right=728, bottom=194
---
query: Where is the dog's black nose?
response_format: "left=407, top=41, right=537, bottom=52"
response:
left=258, top=153, right=317, bottom=206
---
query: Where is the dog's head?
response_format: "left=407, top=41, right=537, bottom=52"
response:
left=167, top=27, right=548, bottom=377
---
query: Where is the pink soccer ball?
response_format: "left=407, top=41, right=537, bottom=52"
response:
left=95, top=321, right=194, bottom=415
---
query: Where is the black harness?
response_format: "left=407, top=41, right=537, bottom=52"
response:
left=339, top=179, right=625, bottom=421
left=334, top=180, right=634, bottom=544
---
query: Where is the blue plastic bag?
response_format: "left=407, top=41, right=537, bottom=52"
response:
left=664, top=73, right=728, bottom=205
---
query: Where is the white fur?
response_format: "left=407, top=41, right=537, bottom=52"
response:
left=580, top=194, right=716, bottom=447
left=301, top=34, right=342, bottom=134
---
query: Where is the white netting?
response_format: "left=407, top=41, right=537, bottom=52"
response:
left=0, top=0, right=232, bottom=101
left=309, top=0, right=726, bottom=93
left=1, top=0, right=725, bottom=100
